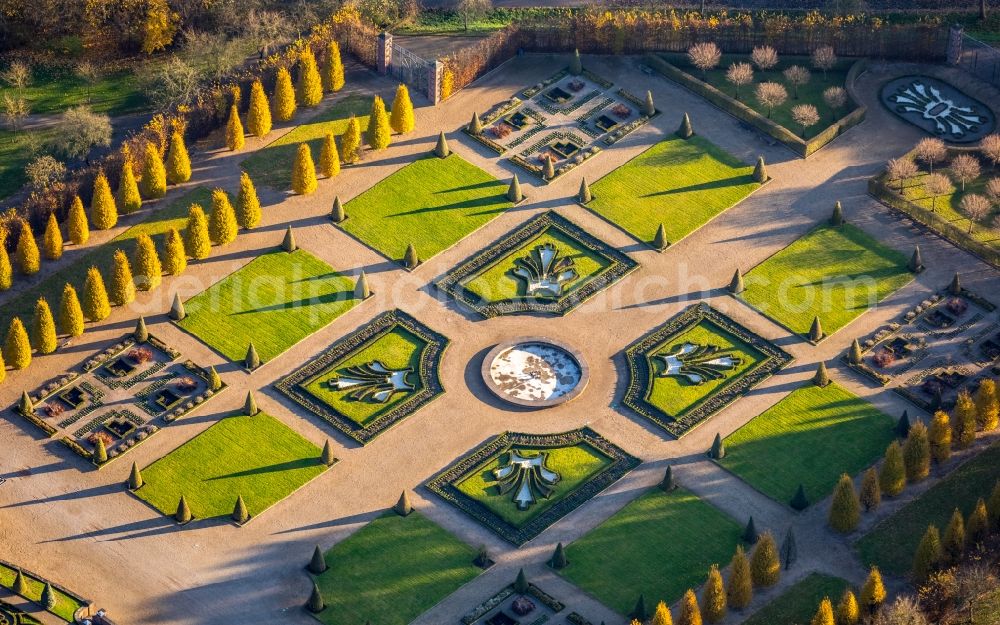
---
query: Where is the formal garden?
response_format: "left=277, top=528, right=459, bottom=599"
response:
left=0, top=560, right=87, bottom=623
left=741, top=573, right=850, bottom=625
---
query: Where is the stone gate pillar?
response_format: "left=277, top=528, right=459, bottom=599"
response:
left=377, top=31, right=393, bottom=75
left=947, top=24, right=964, bottom=65
left=428, top=60, right=444, bottom=105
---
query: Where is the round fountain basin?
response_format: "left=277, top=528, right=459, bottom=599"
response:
left=482, top=337, right=588, bottom=408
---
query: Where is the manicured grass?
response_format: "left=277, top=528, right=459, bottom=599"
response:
left=0, top=564, right=85, bottom=622
left=0, top=63, right=148, bottom=116
left=302, top=326, right=428, bottom=426
left=720, top=382, right=895, bottom=507
left=0, top=187, right=214, bottom=331
left=645, top=319, right=765, bottom=420
left=857, top=441, right=1000, bottom=575
left=463, top=228, right=612, bottom=302
left=176, top=248, right=358, bottom=362
left=0, top=600, right=41, bottom=624
left=341, top=154, right=512, bottom=263
left=743, top=573, right=850, bottom=625
left=0, top=128, right=56, bottom=200
left=561, top=487, right=742, bottom=613
left=135, top=412, right=327, bottom=519
left=455, top=443, right=612, bottom=526
left=241, top=94, right=373, bottom=190
left=312, top=512, right=480, bottom=625
left=897, top=166, right=1000, bottom=252
left=740, top=224, right=912, bottom=338
left=587, top=135, right=758, bottom=245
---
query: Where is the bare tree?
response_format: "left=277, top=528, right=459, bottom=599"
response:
left=986, top=177, right=1000, bottom=205
left=751, top=45, right=779, bottom=73
left=242, top=9, right=291, bottom=59
left=0, top=60, right=31, bottom=91
left=951, top=154, right=982, bottom=191
left=24, top=155, right=66, bottom=191
left=2, top=94, right=29, bottom=135
left=823, top=86, right=847, bottom=119
left=886, top=158, right=918, bottom=192
left=873, top=596, right=928, bottom=625
left=75, top=61, right=101, bottom=104
left=783, top=65, right=811, bottom=99
left=791, top=103, right=820, bottom=137
left=981, top=133, right=1000, bottom=170
left=457, top=0, right=492, bottom=31
left=147, top=56, right=200, bottom=112
left=914, top=137, right=948, bottom=173
left=960, top=194, right=992, bottom=233
left=725, top=62, right=753, bottom=100
left=688, top=42, right=721, bottom=78
left=182, top=30, right=246, bottom=81
left=52, top=105, right=112, bottom=162
left=811, top=45, right=837, bottom=80
left=755, top=81, right=788, bottom=118
left=924, top=172, right=954, bottom=212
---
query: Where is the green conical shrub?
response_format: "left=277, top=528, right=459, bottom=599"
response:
left=809, top=317, right=824, bottom=342
left=128, top=461, right=143, bottom=489
left=742, top=517, right=758, bottom=544
left=469, top=112, right=483, bottom=135
left=281, top=226, right=297, bottom=252
left=909, top=247, right=925, bottom=273
left=309, top=544, right=328, bottom=574
left=11, top=570, right=27, bottom=596
left=677, top=112, right=694, bottom=138
left=232, top=495, right=250, bottom=524
left=630, top=594, right=649, bottom=622
left=709, top=433, right=725, bottom=459
left=175, top=495, right=192, bottom=523
left=434, top=131, right=450, bottom=158
left=507, top=175, right=522, bottom=203
left=18, top=391, right=34, bottom=416
left=307, top=581, right=325, bottom=613
left=354, top=271, right=370, bottom=299
left=393, top=490, right=413, bottom=516
left=169, top=293, right=185, bottom=321
left=244, top=390, right=259, bottom=415
left=653, top=223, right=668, bottom=250
left=752, top=156, right=767, bottom=182
left=728, top=268, right=744, bottom=294
left=949, top=273, right=962, bottom=295
left=93, top=436, right=107, bottom=464
left=514, top=569, right=529, bottom=594
left=813, top=361, right=830, bottom=387
left=790, top=484, right=809, bottom=510
left=830, top=201, right=844, bottom=226
left=879, top=440, right=906, bottom=497
left=660, top=465, right=677, bottom=491
left=912, top=524, right=941, bottom=581
left=321, top=440, right=336, bottom=466
left=331, top=196, right=346, bottom=223
left=208, top=366, right=222, bottom=391
left=780, top=526, right=797, bottom=570
left=578, top=177, right=592, bottom=203
left=41, top=582, right=56, bottom=610
left=550, top=542, right=568, bottom=569
left=828, top=473, right=861, bottom=533
left=245, top=342, right=260, bottom=369
left=403, top=243, right=419, bottom=270
left=848, top=339, right=863, bottom=365
left=727, top=545, right=753, bottom=609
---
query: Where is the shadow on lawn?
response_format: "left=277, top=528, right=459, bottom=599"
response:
left=206, top=458, right=323, bottom=481
left=640, top=175, right=754, bottom=198
left=390, top=194, right=509, bottom=217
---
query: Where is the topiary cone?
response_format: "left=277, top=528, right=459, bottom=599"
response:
left=809, top=316, right=824, bottom=342
left=244, top=390, right=259, bottom=416
left=18, top=390, right=34, bottom=416
left=578, top=177, right=592, bottom=203
left=281, top=226, right=297, bottom=252
left=232, top=494, right=250, bottom=524
left=644, top=90, right=656, bottom=117
left=848, top=338, right=863, bottom=364
left=169, top=293, right=186, bottom=321
left=208, top=366, right=222, bottom=391
left=309, top=544, right=328, bottom=574
left=354, top=271, right=371, bottom=300
left=790, top=484, right=810, bottom=510
left=93, top=437, right=107, bottom=464
left=728, top=268, right=745, bottom=294
left=507, top=175, right=523, bottom=203
left=543, top=155, right=556, bottom=180
left=175, top=495, right=192, bottom=523
left=321, top=439, right=336, bottom=466
left=307, top=581, right=325, bottom=613
left=813, top=361, right=831, bottom=387
left=134, top=316, right=149, bottom=342
left=331, top=196, right=346, bottom=223
left=659, top=465, right=677, bottom=491
left=550, top=542, right=568, bottom=569
left=469, top=112, right=483, bottom=135
left=830, top=201, right=845, bottom=226
left=403, top=243, right=419, bottom=270
left=653, top=223, right=668, bottom=250
left=896, top=410, right=911, bottom=438
left=709, top=433, right=725, bottom=459
left=630, top=594, right=648, bottom=622
left=11, top=570, right=27, bottom=596
left=128, top=461, right=143, bottom=490
left=393, top=490, right=413, bottom=516
left=752, top=156, right=768, bottom=182
left=949, top=272, right=962, bottom=295
left=743, top=516, right=759, bottom=544
left=434, top=131, right=450, bottom=158
left=676, top=112, right=693, bottom=138
left=245, top=342, right=261, bottom=370
left=514, top=568, right=529, bottom=594
left=41, top=582, right=56, bottom=610
left=909, top=246, right=924, bottom=273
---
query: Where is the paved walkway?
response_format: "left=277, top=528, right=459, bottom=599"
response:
left=0, top=55, right=998, bottom=625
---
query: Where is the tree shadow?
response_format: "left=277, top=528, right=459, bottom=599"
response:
left=205, top=458, right=323, bottom=481
left=640, top=175, right=754, bottom=198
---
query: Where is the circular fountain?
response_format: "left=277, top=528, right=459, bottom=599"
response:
left=482, top=337, right=589, bottom=408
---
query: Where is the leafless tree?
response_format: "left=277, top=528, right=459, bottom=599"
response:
left=951, top=154, right=982, bottom=191
left=812, top=45, right=837, bottom=79
left=751, top=45, right=779, bottom=72
left=0, top=60, right=31, bottom=91
left=783, top=65, right=811, bottom=99
left=981, top=133, right=1000, bottom=170
left=242, top=9, right=291, bottom=59
left=823, top=86, right=847, bottom=118
left=688, top=42, right=721, bottom=78
left=24, top=155, right=66, bottom=191
left=52, top=105, right=112, bottom=162
left=182, top=30, right=246, bottom=81
left=914, top=137, right=948, bottom=173
left=961, top=194, right=991, bottom=233
left=755, top=81, right=788, bottom=119
left=986, top=177, right=1000, bottom=205
left=886, top=158, right=918, bottom=192
left=725, top=62, right=753, bottom=100
left=924, top=172, right=954, bottom=212
left=457, top=0, right=492, bottom=31
left=791, top=103, right=820, bottom=138
left=147, top=56, right=200, bottom=112
left=873, top=596, right=928, bottom=625
left=75, top=61, right=101, bottom=104
left=2, top=94, right=29, bottom=135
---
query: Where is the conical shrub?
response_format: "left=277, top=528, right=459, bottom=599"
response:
left=296, top=45, right=323, bottom=107
left=507, top=175, right=522, bottom=203
left=306, top=581, right=325, bottom=613
left=11, top=570, right=27, bottom=596
left=208, top=189, right=237, bottom=246
left=225, top=104, right=245, bottom=151
left=365, top=95, right=392, bottom=150
left=929, top=410, right=952, bottom=464
left=701, top=565, right=726, bottom=623
left=578, top=177, right=592, bottom=203
left=434, top=131, right=450, bottom=158
left=828, top=473, right=860, bottom=533
left=742, top=516, right=758, bottom=544
left=68, top=195, right=89, bottom=244
left=42, top=213, right=63, bottom=261
left=903, top=421, right=930, bottom=483
left=247, top=79, right=272, bottom=137
left=749, top=531, right=780, bottom=588
left=322, top=41, right=345, bottom=92
left=942, top=508, right=965, bottom=563
left=32, top=297, right=57, bottom=354
left=341, top=115, right=361, bottom=163
left=331, top=196, right=346, bottom=223
left=281, top=226, right=297, bottom=252
left=175, top=495, right=192, bottom=523
left=169, top=292, right=186, bottom=321
left=389, top=84, right=415, bottom=134
left=813, top=361, right=830, bottom=386
left=354, top=271, right=370, bottom=299
left=912, top=524, right=941, bottom=581
left=948, top=272, right=962, bottom=295
left=109, top=249, right=136, bottom=306
left=82, top=266, right=111, bottom=322
left=184, top=203, right=211, bottom=260
left=91, top=170, right=118, bottom=229
left=809, top=316, right=824, bottom=342
left=752, top=156, right=767, bottom=182
left=166, top=130, right=192, bottom=184
left=321, top=440, right=336, bottom=466
left=41, top=582, right=56, bottom=610
left=909, top=246, right=924, bottom=272
left=245, top=342, right=260, bottom=369
left=133, top=233, right=162, bottom=291
left=879, top=440, right=906, bottom=497
left=93, top=436, right=107, bottom=464
left=836, top=590, right=860, bottom=625
left=393, top=490, right=413, bottom=516
left=273, top=66, right=297, bottom=122
left=726, top=545, right=753, bottom=609
left=232, top=494, right=250, bottom=524
left=59, top=284, right=85, bottom=337
left=291, top=143, right=318, bottom=195
left=780, top=526, right=797, bottom=570
left=709, top=433, right=725, bottom=459
left=830, top=201, right=844, bottom=226
left=848, top=338, right=863, bottom=364
left=630, top=594, right=649, bottom=622
left=677, top=112, right=694, bottom=139
left=659, top=465, right=677, bottom=491
left=468, top=112, right=483, bottom=135
left=514, top=568, right=529, bottom=594
left=811, top=598, right=835, bottom=625
left=319, top=132, right=340, bottom=178
left=550, top=542, right=568, bottom=569
left=309, top=544, right=328, bottom=574
left=236, top=171, right=261, bottom=229
left=678, top=589, right=701, bottom=625
left=244, top=390, right=259, bottom=416
left=139, top=141, right=167, bottom=199
left=4, top=317, right=31, bottom=370
left=569, top=48, right=583, bottom=74
left=728, top=268, right=744, bottom=294
left=15, top=222, right=39, bottom=275
left=128, top=462, right=144, bottom=490
left=790, top=483, right=809, bottom=510
left=403, top=243, right=419, bottom=270
left=859, top=467, right=881, bottom=512
left=653, top=223, right=668, bottom=250
left=0, top=244, right=10, bottom=292
left=859, top=567, right=886, bottom=610
left=207, top=366, right=222, bottom=391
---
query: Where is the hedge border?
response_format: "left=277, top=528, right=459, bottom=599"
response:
left=0, top=558, right=90, bottom=623
left=274, top=309, right=448, bottom=445
left=434, top=210, right=639, bottom=319
left=622, top=303, right=793, bottom=438
left=426, top=428, right=640, bottom=546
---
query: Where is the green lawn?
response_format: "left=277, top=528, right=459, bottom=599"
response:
left=241, top=94, right=373, bottom=190
left=455, top=443, right=612, bottom=526
left=341, top=154, right=512, bottom=264
left=644, top=318, right=765, bottom=420
left=0, top=601, right=41, bottom=624
left=743, top=573, right=850, bottom=625
left=0, top=63, right=148, bottom=116
left=135, top=412, right=327, bottom=519
left=0, top=187, right=214, bottom=331
left=587, top=135, right=758, bottom=245
left=0, top=128, right=56, bottom=200
left=857, top=441, right=1000, bottom=575
left=462, top=228, right=612, bottom=302
left=312, top=512, right=480, bottom=625
left=176, top=248, right=358, bottom=363
left=740, top=224, right=912, bottom=338
left=720, top=383, right=895, bottom=507
left=302, top=325, right=427, bottom=426
left=896, top=165, right=1000, bottom=253
left=0, top=563, right=85, bottom=622
left=561, top=488, right=742, bottom=614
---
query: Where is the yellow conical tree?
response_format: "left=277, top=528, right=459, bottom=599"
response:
left=389, top=84, right=415, bottom=134
left=750, top=532, right=780, bottom=588
left=929, top=410, right=952, bottom=464
left=42, top=213, right=63, bottom=261
left=247, top=79, right=272, bottom=137
left=236, top=171, right=261, bottom=229
left=859, top=567, right=886, bottom=611
left=208, top=189, right=238, bottom=245
left=322, top=40, right=345, bottom=92
left=811, top=598, right=835, bottom=625
left=67, top=195, right=89, bottom=245
left=59, top=283, right=85, bottom=336
left=163, top=228, right=187, bottom=275
left=701, top=565, right=727, bottom=623
left=297, top=45, right=323, bottom=107
left=116, top=158, right=142, bottom=214
left=91, top=170, right=119, bottom=229
left=0, top=240, right=11, bottom=291
left=836, top=589, right=860, bottom=625
left=319, top=132, right=340, bottom=178
left=678, top=589, right=702, bottom=625
left=341, top=115, right=362, bottom=163
left=366, top=95, right=392, bottom=150
left=0, top=350, right=5, bottom=384
left=32, top=297, right=57, bottom=354
left=132, top=233, right=162, bottom=291
left=15, top=221, right=40, bottom=275
left=829, top=473, right=861, bottom=533
left=273, top=66, right=297, bottom=122
left=291, top=143, right=318, bottom=195
left=651, top=601, right=673, bottom=625
left=184, top=204, right=211, bottom=260
left=726, top=545, right=753, bottom=610
left=82, top=266, right=110, bottom=321
left=109, top=249, right=135, bottom=306
left=225, top=105, right=245, bottom=151
left=975, top=378, right=999, bottom=430
left=4, top=317, right=31, bottom=370
left=139, top=141, right=167, bottom=199
left=166, top=130, right=192, bottom=184
left=954, top=389, right=977, bottom=449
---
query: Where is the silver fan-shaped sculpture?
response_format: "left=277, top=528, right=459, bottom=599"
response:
left=512, top=243, right=578, bottom=298
left=330, top=361, right=415, bottom=403
left=655, top=343, right=743, bottom=385
left=891, top=81, right=985, bottom=138
left=493, top=450, right=561, bottom=510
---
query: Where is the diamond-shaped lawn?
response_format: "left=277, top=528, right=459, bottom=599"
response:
left=436, top=211, right=638, bottom=317
left=427, top=428, right=639, bottom=545
left=623, top=303, right=792, bottom=438
left=275, top=310, right=447, bottom=445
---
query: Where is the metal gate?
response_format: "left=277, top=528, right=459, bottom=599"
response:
left=956, top=34, right=1000, bottom=88
left=389, top=43, right=432, bottom=97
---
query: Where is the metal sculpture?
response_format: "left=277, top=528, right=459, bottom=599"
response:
left=656, top=343, right=743, bottom=385
left=330, top=361, right=415, bottom=403
left=493, top=450, right=561, bottom=510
